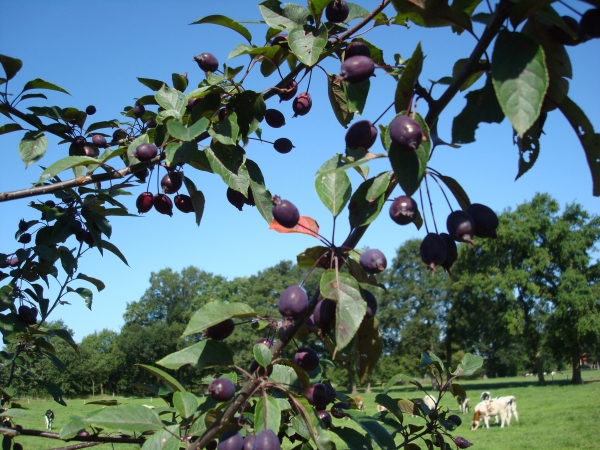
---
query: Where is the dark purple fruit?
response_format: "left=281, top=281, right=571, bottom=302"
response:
left=256, top=338, right=273, bottom=348
left=77, top=430, right=90, bottom=437
left=76, top=229, right=93, bottom=246
left=44, top=200, right=56, bottom=208
left=273, top=138, right=294, bottom=154
left=218, top=430, right=243, bottom=450
left=467, top=203, right=499, bottom=239
left=86, top=105, right=96, bottom=115
left=13, top=444, right=23, bottom=450
left=446, top=210, right=475, bottom=245
left=271, top=34, right=289, bottom=49
left=389, top=196, right=418, bottom=225
left=227, top=188, right=247, bottom=211
left=326, top=0, right=350, bottom=23
left=133, top=167, right=149, bottom=182
left=18, top=305, right=37, bottom=325
left=135, top=143, right=158, bottom=161
left=92, top=135, right=107, bottom=148
left=448, top=414, right=462, bottom=426
left=345, top=41, right=371, bottom=59
left=174, top=194, right=194, bottom=213
left=359, top=249, right=387, bottom=274
left=206, top=318, right=235, bottom=340
left=454, top=437, right=472, bottom=448
left=209, top=377, right=236, bottom=402
left=113, top=128, right=127, bottom=141
left=345, top=120, right=378, bottom=150
left=340, top=56, right=375, bottom=84
left=18, top=219, right=28, bottom=232
left=439, top=232, right=458, bottom=275
left=243, top=435, right=255, bottom=450
left=420, top=233, right=447, bottom=272
left=265, top=109, right=286, bottom=128
left=272, top=196, right=300, bottom=228
left=161, top=172, right=183, bottom=194
left=317, top=410, right=332, bottom=428
left=292, top=92, right=312, bottom=117
left=362, top=289, right=377, bottom=319
left=145, top=118, right=157, bottom=129
left=74, top=136, right=86, bottom=147
left=135, top=192, right=153, bottom=214
left=551, top=16, right=582, bottom=46
left=305, top=383, right=332, bottom=408
left=278, top=80, right=298, bottom=102
left=389, top=115, right=424, bottom=151
left=331, top=402, right=350, bottom=418
left=207, top=441, right=218, bottom=450
left=132, top=104, right=145, bottom=119
left=313, top=299, right=336, bottom=332
left=294, top=347, right=320, bottom=372
left=83, top=145, right=98, bottom=157
left=278, top=285, right=308, bottom=320
left=70, top=219, right=83, bottom=233
left=581, top=9, right=600, bottom=38
left=153, top=193, right=173, bottom=216
left=18, top=233, right=31, bottom=244
left=252, top=429, right=280, bottom=450
left=194, top=53, right=219, bottom=73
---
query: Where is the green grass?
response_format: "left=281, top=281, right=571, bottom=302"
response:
left=10, top=370, right=600, bottom=449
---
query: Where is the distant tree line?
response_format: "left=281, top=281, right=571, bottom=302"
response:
left=4, top=194, right=599, bottom=398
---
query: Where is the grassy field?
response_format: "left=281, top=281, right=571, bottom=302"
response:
left=8, top=370, right=600, bottom=449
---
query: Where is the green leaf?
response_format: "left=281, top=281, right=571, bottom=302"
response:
left=320, top=270, right=366, bottom=352
left=253, top=343, right=272, bottom=367
left=394, top=42, right=423, bottom=114
left=516, top=112, right=545, bottom=180
left=191, top=15, right=252, bottom=42
left=387, top=113, right=429, bottom=196
left=510, top=0, right=554, bottom=27
left=452, top=76, right=504, bottom=144
left=84, top=399, right=120, bottom=406
left=327, top=74, right=354, bottom=127
left=172, top=73, right=188, bottom=92
left=307, top=0, right=331, bottom=22
left=557, top=97, right=600, bottom=196
left=165, top=141, right=198, bottom=167
left=22, top=78, right=70, bottom=95
left=183, top=176, right=206, bottom=226
left=0, top=54, right=23, bottom=81
left=38, top=155, right=99, bottom=181
left=59, top=418, right=86, bottom=440
left=19, top=131, right=48, bottom=168
left=374, top=393, right=404, bottom=424
left=0, top=409, right=32, bottom=419
left=391, top=0, right=472, bottom=30
left=246, top=159, right=273, bottom=223
left=450, top=383, right=467, bottom=399
left=136, top=364, right=185, bottom=392
left=67, top=287, right=93, bottom=309
left=167, top=118, right=209, bottom=141
left=173, top=392, right=198, bottom=419
left=0, top=123, right=23, bottom=135
left=84, top=404, right=163, bottom=432
left=255, top=394, right=281, bottom=433
left=183, top=301, right=255, bottom=337
left=205, top=142, right=249, bottom=192
left=99, top=239, right=129, bottom=266
left=383, top=373, right=423, bottom=393
left=276, top=359, right=310, bottom=390
left=452, top=353, right=484, bottom=376
left=209, top=112, right=240, bottom=145
left=20, top=93, right=48, bottom=101
left=452, top=58, right=485, bottom=92
left=288, top=24, right=328, bottom=67
left=297, top=246, right=330, bottom=269
left=348, top=171, right=391, bottom=229
left=344, top=78, right=370, bottom=115
left=259, top=2, right=306, bottom=30
left=345, top=410, right=396, bottom=450
left=315, top=164, right=352, bottom=218
left=295, top=398, right=333, bottom=450
left=141, top=425, right=180, bottom=450
left=86, top=120, right=120, bottom=133
left=356, top=317, right=383, bottom=384
left=157, top=340, right=234, bottom=370
left=44, top=327, right=79, bottom=356
left=76, top=273, right=105, bottom=292
left=436, top=174, right=470, bottom=210
left=491, top=30, right=548, bottom=137
left=137, top=78, right=165, bottom=91
left=155, top=84, right=186, bottom=113
left=329, top=427, right=373, bottom=450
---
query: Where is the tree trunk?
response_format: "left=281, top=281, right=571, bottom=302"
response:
left=445, top=322, right=452, bottom=371
left=347, top=363, right=357, bottom=394
left=571, top=346, right=583, bottom=384
left=365, top=377, right=371, bottom=394
left=535, top=351, right=546, bottom=386
left=92, top=379, right=95, bottom=396
left=100, top=383, right=104, bottom=396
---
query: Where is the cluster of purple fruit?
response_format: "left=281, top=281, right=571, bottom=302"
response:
left=551, top=9, right=600, bottom=46
left=216, top=428, right=281, bottom=450
left=340, top=41, right=375, bottom=85
left=18, top=304, right=38, bottom=325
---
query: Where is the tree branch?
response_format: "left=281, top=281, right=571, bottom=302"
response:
left=0, top=427, right=144, bottom=444
left=424, top=0, right=512, bottom=127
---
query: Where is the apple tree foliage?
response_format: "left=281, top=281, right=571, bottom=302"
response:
left=1, top=0, right=599, bottom=447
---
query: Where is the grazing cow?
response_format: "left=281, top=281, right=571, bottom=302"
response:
left=495, top=396, right=518, bottom=425
left=471, top=398, right=512, bottom=430
left=44, top=409, right=54, bottom=430
left=480, top=391, right=491, bottom=401
left=457, top=396, right=470, bottom=415
left=376, top=404, right=388, bottom=413
left=353, top=395, right=365, bottom=412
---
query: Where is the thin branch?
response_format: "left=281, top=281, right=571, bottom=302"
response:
left=0, top=427, right=144, bottom=444
left=50, top=442, right=103, bottom=450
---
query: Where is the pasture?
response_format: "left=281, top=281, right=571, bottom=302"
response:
left=8, top=370, right=600, bottom=449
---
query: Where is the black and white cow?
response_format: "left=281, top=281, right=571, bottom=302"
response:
left=44, top=409, right=54, bottom=430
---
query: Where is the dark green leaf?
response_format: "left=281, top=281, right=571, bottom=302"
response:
left=84, top=399, right=120, bottom=406
left=0, top=123, right=23, bottom=135
left=136, top=364, right=185, bottom=392
left=452, top=76, right=504, bottom=144
left=329, top=427, right=373, bottom=450
left=510, top=0, right=554, bottom=27
left=383, top=373, right=423, bottom=393
left=76, top=273, right=105, bottom=292
left=437, top=175, right=470, bottom=210
left=295, top=398, right=332, bottom=450
left=344, top=78, right=370, bottom=115
left=167, top=117, right=209, bottom=141
left=183, top=176, right=206, bottom=226
left=276, top=359, right=310, bottom=390
left=253, top=343, right=272, bottom=367
left=345, top=410, right=396, bottom=450
left=395, top=42, right=423, bottom=114
left=99, top=240, right=129, bottom=266
left=173, top=392, right=198, bottom=419
left=307, top=0, right=331, bottom=22
left=172, top=73, right=188, bottom=92
left=59, top=418, right=86, bottom=440
left=20, top=93, right=48, bottom=101
left=327, top=74, right=354, bottom=127
left=183, top=301, right=255, bottom=337
left=137, top=78, right=165, bottom=91
left=19, top=131, right=48, bottom=168
left=348, top=171, right=391, bottom=228
left=141, top=425, right=180, bottom=450
left=191, top=14, right=253, bottom=42
left=66, top=287, right=93, bottom=309
left=374, top=393, right=404, bottom=424
left=297, top=246, right=330, bottom=269
left=357, top=317, right=383, bottom=384
left=452, top=353, right=484, bottom=376
left=0, top=54, right=23, bottom=81
left=452, top=58, right=485, bottom=91
left=516, top=112, right=545, bottom=180
left=22, top=78, right=70, bottom=95
left=450, top=383, right=467, bottom=399
left=391, top=0, right=472, bottom=30
left=259, top=2, right=306, bottom=30
left=86, top=120, right=120, bottom=133
left=246, top=159, right=273, bottom=223
left=205, top=141, right=249, bottom=192
left=209, top=112, right=240, bottom=145
left=491, top=30, right=548, bottom=137
left=84, top=404, right=163, bottom=432
left=165, top=141, right=198, bottom=167
left=255, top=394, right=281, bottom=433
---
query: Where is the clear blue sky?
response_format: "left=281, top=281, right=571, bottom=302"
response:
left=1, top=1, right=598, bottom=340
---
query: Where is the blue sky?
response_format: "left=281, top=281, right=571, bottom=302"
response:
left=0, top=1, right=598, bottom=340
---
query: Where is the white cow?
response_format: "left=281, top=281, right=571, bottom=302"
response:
left=457, top=396, right=470, bottom=415
left=471, top=399, right=510, bottom=430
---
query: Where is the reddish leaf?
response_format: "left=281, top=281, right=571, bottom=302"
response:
left=269, top=215, right=320, bottom=238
